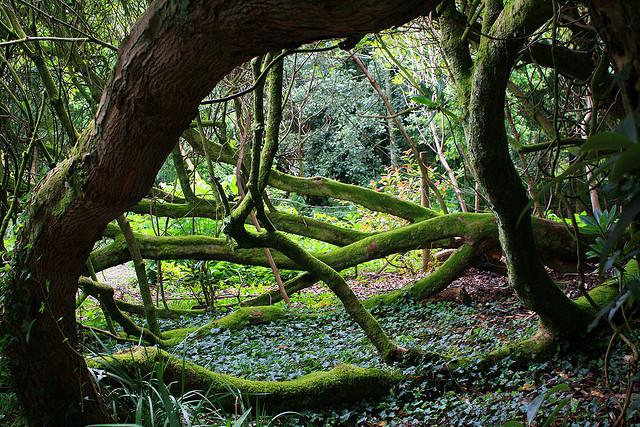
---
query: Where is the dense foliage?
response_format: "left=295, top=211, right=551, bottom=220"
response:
left=0, top=0, right=639, bottom=425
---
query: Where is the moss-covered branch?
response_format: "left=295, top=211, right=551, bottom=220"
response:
left=92, top=212, right=482, bottom=272
left=116, top=215, right=161, bottom=335
left=244, top=230, right=403, bottom=361
left=78, top=277, right=164, bottom=345
left=128, top=199, right=369, bottom=246
left=408, top=244, right=477, bottom=299
left=79, top=275, right=286, bottom=345
left=90, top=233, right=295, bottom=272
left=245, top=215, right=578, bottom=306
left=88, top=346, right=402, bottom=412
left=363, top=243, right=478, bottom=308
left=92, top=214, right=580, bottom=312
left=268, top=171, right=437, bottom=222
left=182, top=127, right=438, bottom=223
left=161, top=305, right=285, bottom=346
left=114, top=299, right=206, bottom=319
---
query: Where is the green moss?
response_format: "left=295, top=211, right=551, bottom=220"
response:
left=362, top=244, right=477, bottom=308
left=321, top=213, right=489, bottom=271
left=363, top=289, right=408, bottom=309
left=91, top=230, right=289, bottom=272
left=480, top=328, right=555, bottom=367
left=215, top=306, right=284, bottom=329
left=575, top=259, right=639, bottom=317
left=409, top=244, right=476, bottom=300
left=115, top=300, right=206, bottom=319
left=448, top=328, right=555, bottom=372
left=161, top=306, right=285, bottom=346
left=89, top=346, right=402, bottom=412
left=269, top=170, right=438, bottom=222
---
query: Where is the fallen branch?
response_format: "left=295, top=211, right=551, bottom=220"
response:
left=89, top=346, right=402, bottom=412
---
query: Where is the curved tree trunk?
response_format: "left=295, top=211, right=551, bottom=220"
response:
left=467, top=1, right=590, bottom=334
left=3, top=1, right=437, bottom=424
left=438, top=0, right=592, bottom=335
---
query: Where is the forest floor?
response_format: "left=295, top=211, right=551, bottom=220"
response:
left=0, top=264, right=634, bottom=426
left=82, top=265, right=640, bottom=426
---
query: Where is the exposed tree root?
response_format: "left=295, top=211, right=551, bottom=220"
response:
left=88, top=346, right=402, bottom=412
left=444, top=270, right=632, bottom=372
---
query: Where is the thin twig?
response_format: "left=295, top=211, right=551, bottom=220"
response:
left=201, top=44, right=338, bottom=105
left=0, top=36, right=89, bottom=48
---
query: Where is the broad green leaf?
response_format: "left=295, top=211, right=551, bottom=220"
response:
left=541, top=397, right=571, bottom=427
left=410, top=95, right=437, bottom=108
left=610, top=144, right=640, bottom=182
left=581, top=132, right=633, bottom=153
left=545, top=383, right=570, bottom=395
left=600, top=192, right=640, bottom=271
left=526, top=393, right=546, bottom=425
left=617, top=113, right=638, bottom=143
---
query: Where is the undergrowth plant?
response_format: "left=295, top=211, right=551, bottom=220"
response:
left=88, top=337, right=303, bottom=427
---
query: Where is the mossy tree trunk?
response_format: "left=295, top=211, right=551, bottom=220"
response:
left=221, top=52, right=403, bottom=361
left=438, top=0, right=591, bottom=335
left=2, top=0, right=438, bottom=423
left=171, top=146, right=197, bottom=204
left=89, top=347, right=402, bottom=413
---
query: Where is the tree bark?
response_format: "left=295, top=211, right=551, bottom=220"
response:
left=467, top=0, right=590, bottom=333
left=438, top=0, right=591, bottom=335
left=3, top=0, right=437, bottom=424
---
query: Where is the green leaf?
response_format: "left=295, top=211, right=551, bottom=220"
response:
left=545, top=383, right=570, bottom=395
left=410, top=95, right=437, bottom=108
left=617, top=113, right=638, bottom=143
left=610, top=144, right=640, bottom=182
left=526, top=393, right=546, bottom=425
left=541, top=397, right=571, bottom=427
left=600, top=192, right=640, bottom=272
left=232, top=408, right=251, bottom=427
left=581, top=132, right=633, bottom=153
